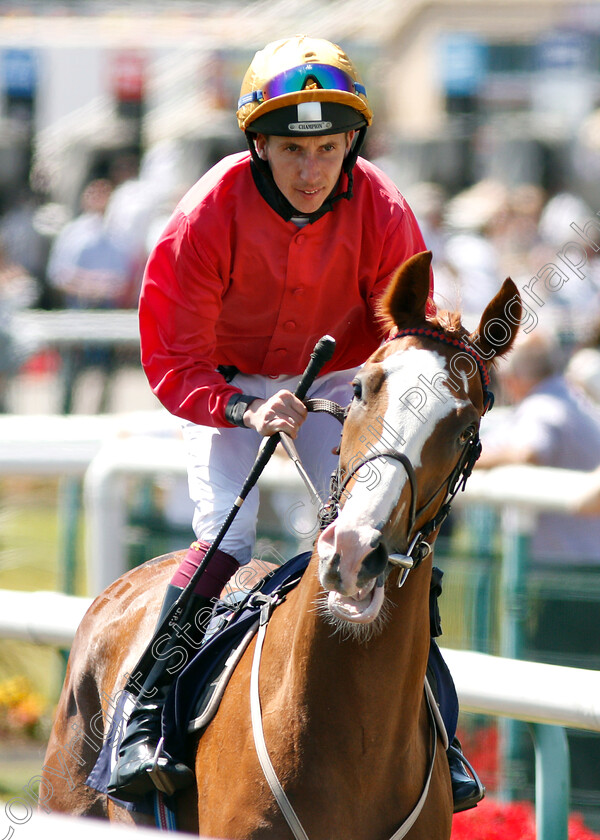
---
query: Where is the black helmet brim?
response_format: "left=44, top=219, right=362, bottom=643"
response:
left=246, top=101, right=367, bottom=136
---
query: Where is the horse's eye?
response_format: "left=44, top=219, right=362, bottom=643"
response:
left=352, top=379, right=363, bottom=401
left=459, top=425, right=476, bottom=445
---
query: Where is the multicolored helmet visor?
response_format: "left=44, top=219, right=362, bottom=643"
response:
left=238, top=62, right=367, bottom=109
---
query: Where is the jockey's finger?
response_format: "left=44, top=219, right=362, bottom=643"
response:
left=272, top=389, right=308, bottom=418
left=242, top=396, right=305, bottom=437
left=265, top=405, right=305, bottom=437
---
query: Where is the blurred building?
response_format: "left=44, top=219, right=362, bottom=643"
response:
left=2, top=1, right=600, bottom=207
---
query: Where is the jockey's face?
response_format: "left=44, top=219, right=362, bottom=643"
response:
left=255, top=131, right=355, bottom=214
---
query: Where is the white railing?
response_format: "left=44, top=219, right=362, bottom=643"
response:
left=83, top=434, right=308, bottom=593
left=0, top=589, right=92, bottom=646
left=1, top=586, right=598, bottom=734
left=82, top=438, right=600, bottom=594
left=12, top=309, right=140, bottom=352
left=8, top=810, right=190, bottom=838
left=1, top=417, right=590, bottom=596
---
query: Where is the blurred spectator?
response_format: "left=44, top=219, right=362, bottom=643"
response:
left=565, top=346, right=600, bottom=405
left=47, top=179, right=131, bottom=307
left=0, top=187, right=49, bottom=286
left=437, top=179, right=510, bottom=328
left=403, top=181, right=448, bottom=264
left=496, top=183, right=546, bottom=278
left=535, top=191, right=600, bottom=327
left=104, top=140, right=186, bottom=299
left=0, top=239, right=39, bottom=412
left=46, top=178, right=131, bottom=413
left=478, top=331, right=600, bottom=563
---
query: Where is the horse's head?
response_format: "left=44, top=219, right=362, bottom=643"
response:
left=316, top=250, right=521, bottom=632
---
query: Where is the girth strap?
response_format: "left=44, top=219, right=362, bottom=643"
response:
left=251, top=608, right=310, bottom=840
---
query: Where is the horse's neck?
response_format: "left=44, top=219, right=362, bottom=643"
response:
left=264, top=555, right=432, bottom=747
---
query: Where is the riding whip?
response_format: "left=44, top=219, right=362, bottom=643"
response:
left=125, top=335, right=336, bottom=693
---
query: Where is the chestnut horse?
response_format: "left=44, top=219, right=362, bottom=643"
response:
left=42, top=251, right=520, bottom=838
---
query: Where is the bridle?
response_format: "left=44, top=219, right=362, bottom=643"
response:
left=318, top=434, right=482, bottom=578
left=313, top=328, right=493, bottom=579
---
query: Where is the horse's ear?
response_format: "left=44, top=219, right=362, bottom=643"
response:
left=468, top=277, right=521, bottom=361
left=378, top=251, right=432, bottom=331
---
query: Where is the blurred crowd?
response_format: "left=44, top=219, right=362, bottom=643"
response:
left=2, top=143, right=600, bottom=422
left=0, top=141, right=185, bottom=411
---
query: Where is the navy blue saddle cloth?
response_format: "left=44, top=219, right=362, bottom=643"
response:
left=163, top=550, right=311, bottom=761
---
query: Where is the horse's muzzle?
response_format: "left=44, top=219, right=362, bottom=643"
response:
left=317, top=524, right=389, bottom=597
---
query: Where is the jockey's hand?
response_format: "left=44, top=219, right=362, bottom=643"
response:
left=243, top=390, right=308, bottom=439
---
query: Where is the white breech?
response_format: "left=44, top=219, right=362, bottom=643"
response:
left=180, top=367, right=356, bottom=564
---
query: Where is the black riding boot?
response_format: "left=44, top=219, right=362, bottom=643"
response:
left=448, top=737, right=486, bottom=813
left=107, top=584, right=213, bottom=802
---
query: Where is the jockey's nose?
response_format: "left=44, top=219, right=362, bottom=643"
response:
left=299, top=152, right=320, bottom=184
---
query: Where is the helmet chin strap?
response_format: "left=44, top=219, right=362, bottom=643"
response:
left=245, top=127, right=367, bottom=224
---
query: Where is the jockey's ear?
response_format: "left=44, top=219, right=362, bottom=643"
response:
left=468, top=277, right=521, bottom=362
left=377, top=251, right=432, bottom=331
left=254, top=134, right=269, bottom=161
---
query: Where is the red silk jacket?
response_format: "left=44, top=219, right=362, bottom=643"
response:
left=139, top=151, right=431, bottom=427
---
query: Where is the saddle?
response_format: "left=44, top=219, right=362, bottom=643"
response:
left=173, top=556, right=449, bottom=748
left=88, top=549, right=449, bottom=815
left=86, top=551, right=311, bottom=811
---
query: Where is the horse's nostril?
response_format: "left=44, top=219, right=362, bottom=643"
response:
left=369, top=529, right=383, bottom=549
left=357, top=543, right=388, bottom=586
left=319, top=551, right=342, bottom=590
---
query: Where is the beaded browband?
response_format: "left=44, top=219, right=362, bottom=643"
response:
left=390, top=327, right=494, bottom=413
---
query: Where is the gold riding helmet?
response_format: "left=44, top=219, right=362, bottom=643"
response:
left=237, top=35, right=373, bottom=136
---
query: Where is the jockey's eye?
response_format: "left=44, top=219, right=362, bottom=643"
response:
left=352, top=379, right=363, bottom=401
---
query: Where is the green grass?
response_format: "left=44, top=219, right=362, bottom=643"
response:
left=0, top=479, right=85, bottom=689
left=0, top=477, right=85, bottom=797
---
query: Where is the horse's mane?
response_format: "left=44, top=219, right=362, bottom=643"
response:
left=426, top=307, right=467, bottom=339
left=378, top=306, right=470, bottom=343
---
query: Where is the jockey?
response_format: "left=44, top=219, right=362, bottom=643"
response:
left=108, top=34, right=483, bottom=812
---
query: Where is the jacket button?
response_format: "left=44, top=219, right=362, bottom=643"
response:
left=284, top=320, right=296, bottom=330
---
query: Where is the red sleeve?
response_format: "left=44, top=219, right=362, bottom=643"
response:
left=139, top=210, right=242, bottom=427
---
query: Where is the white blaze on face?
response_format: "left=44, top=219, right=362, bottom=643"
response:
left=318, top=347, right=467, bottom=596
